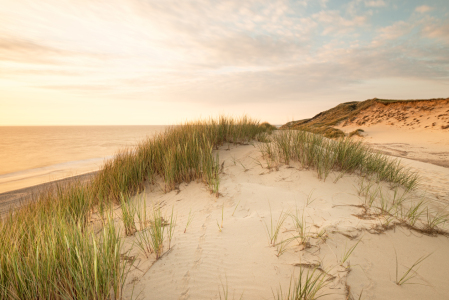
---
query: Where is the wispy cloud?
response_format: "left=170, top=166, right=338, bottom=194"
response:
left=313, top=10, right=367, bottom=35
left=422, top=19, right=449, bottom=44
left=0, top=37, right=69, bottom=64
left=364, top=0, right=386, bottom=8
left=375, top=21, right=412, bottom=41
left=415, top=5, right=433, bottom=13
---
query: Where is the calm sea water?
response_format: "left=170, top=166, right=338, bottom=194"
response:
left=0, top=126, right=167, bottom=193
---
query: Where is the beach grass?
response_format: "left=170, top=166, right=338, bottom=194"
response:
left=184, top=208, right=195, bottom=233
left=265, top=206, right=289, bottom=246
left=0, top=115, right=273, bottom=299
left=273, top=267, right=330, bottom=300
left=148, top=206, right=165, bottom=259
left=395, top=250, right=431, bottom=286
left=120, top=193, right=137, bottom=236
left=289, top=208, right=310, bottom=247
left=167, top=206, right=177, bottom=249
left=1, top=115, right=439, bottom=299
left=341, top=238, right=362, bottom=265
left=260, top=130, right=419, bottom=190
left=0, top=201, right=130, bottom=299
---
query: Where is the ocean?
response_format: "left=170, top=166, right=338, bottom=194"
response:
left=0, top=126, right=167, bottom=193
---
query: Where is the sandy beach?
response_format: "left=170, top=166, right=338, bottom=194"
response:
left=0, top=172, right=98, bottom=217
left=2, top=117, right=448, bottom=299
left=0, top=158, right=106, bottom=195
left=100, top=138, right=449, bottom=300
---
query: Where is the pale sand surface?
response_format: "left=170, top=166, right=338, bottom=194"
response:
left=100, top=142, right=449, bottom=300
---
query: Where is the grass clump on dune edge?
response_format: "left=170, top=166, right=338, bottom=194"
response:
left=260, top=130, right=419, bottom=190
left=93, top=115, right=272, bottom=200
left=0, top=116, right=274, bottom=299
left=261, top=131, right=449, bottom=235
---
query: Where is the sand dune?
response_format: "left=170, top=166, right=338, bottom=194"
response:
left=282, top=98, right=449, bottom=141
left=341, top=99, right=449, bottom=130
left=100, top=141, right=449, bottom=300
left=337, top=99, right=449, bottom=167
left=3, top=112, right=447, bottom=299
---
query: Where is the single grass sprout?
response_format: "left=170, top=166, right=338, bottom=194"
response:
left=232, top=200, right=241, bottom=216
left=149, top=207, right=166, bottom=259
left=341, top=238, right=362, bottom=265
left=425, top=207, right=449, bottom=232
left=290, top=208, right=310, bottom=247
left=184, top=209, right=195, bottom=233
left=265, top=205, right=289, bottom=246
left=168, top=206, right=177, bottom=249
left=306, top=189, right=317, bottom=207
left=134, top=227, right=153, bottom=258
left=273, top=267, right=330, bottom=300
left=120, top=193, right=137, bottom=236
left=395, top=250, right=431, bottom=285
left=219, top=276, right=244, bottom=300
left=275, top=235, right=300, bottom=257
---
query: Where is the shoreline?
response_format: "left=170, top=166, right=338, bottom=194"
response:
left=0, top=171, right=98, bottom=217
left=1, top=132, right=447, bottom=217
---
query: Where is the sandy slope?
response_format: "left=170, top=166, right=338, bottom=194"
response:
left=100, top=142, right=449, bottom=300
left=341, top=99, right=449, bottom=130
left=336, top=100, right=449, bottom=169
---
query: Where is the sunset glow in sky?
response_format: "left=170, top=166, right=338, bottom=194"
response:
left=1, top=0, right=448, bottom=125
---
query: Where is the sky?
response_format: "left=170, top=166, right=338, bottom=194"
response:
left=0, top=0, right=448, bottom=125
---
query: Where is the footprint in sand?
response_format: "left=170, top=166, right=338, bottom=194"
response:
left=179, top=271, right=190, bottom=300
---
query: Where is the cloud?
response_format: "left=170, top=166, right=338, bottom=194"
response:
left=312, top=10, right=367, bottom=35
left=0, top=68, right=81, bottom=78
left=0, top=36, right=114, bottom=66
left=422, top=19, right=449, bottom=44
left=319, top=0, right=329, bottom=8
left=39, top=84, right=113, bottom=93
left=415, top=5, right=433, bottom=13
left=375, top=21, right=412, bottom=41
left=364, top=0, right=386, bottom=8
left=0, top=37, right=68, bottom=64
